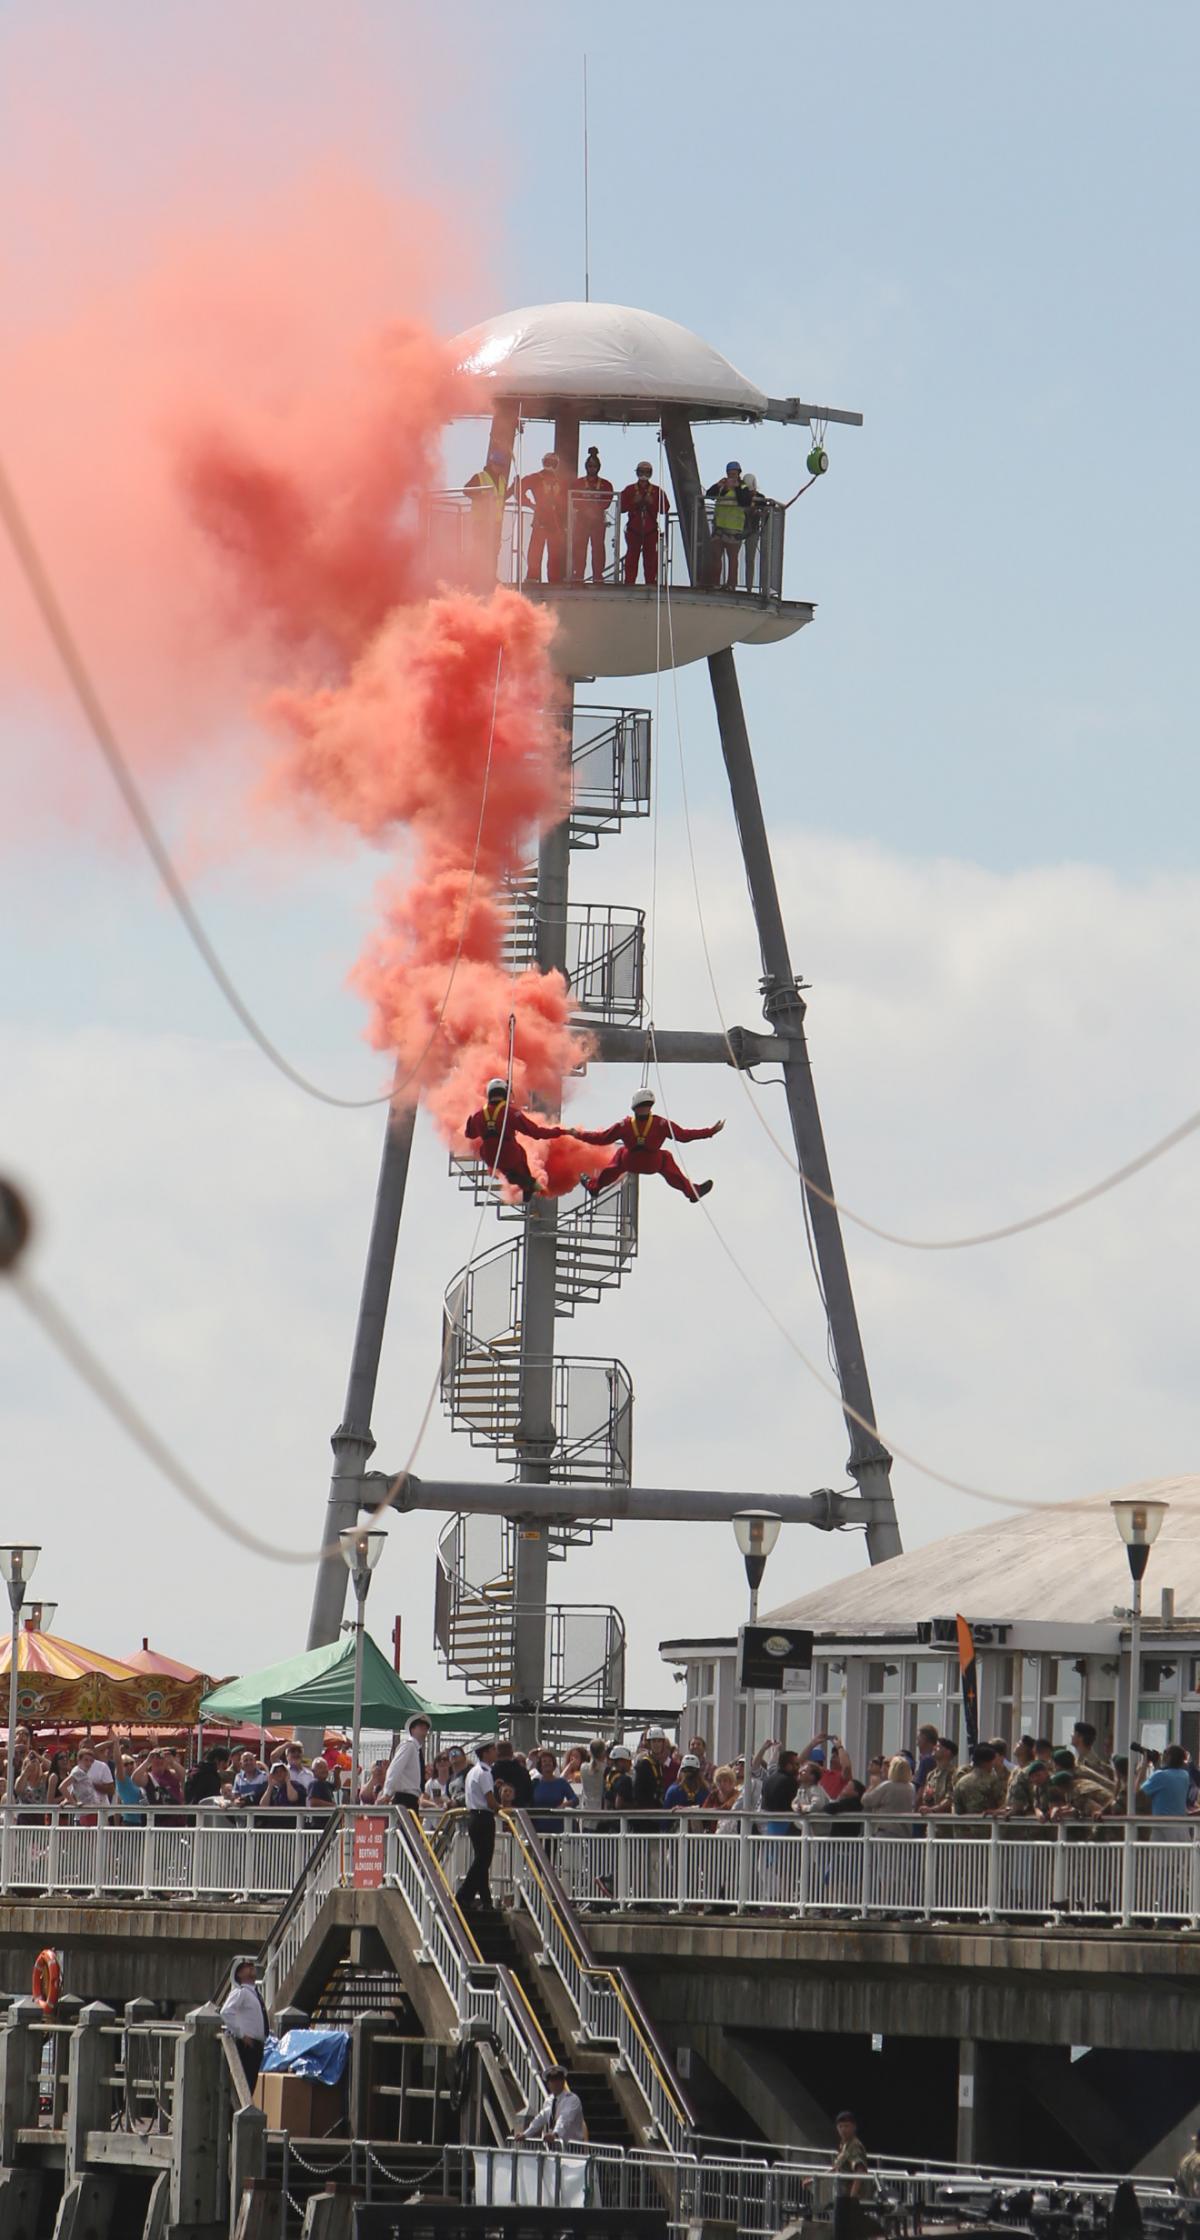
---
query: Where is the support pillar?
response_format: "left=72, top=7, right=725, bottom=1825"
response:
left=0, top=2169, right=42, bottom=2240
left=65, top=2000, right=115, bottom=2182
left=230, top=2105, right=268, bottom=2233
left=661, top=408, right=902, bottom=1566
left=308, top=1094, right=417, bottom=1648
left=51, top=2175, right=116, bottom=2237
left=301, top=2190, right=358, bottom=2238
left=170, top=2005, right=229, bottom=2233
left=0, top=1997, right=41, bottom=2166
left=510, top=406, right=580, bottom=1747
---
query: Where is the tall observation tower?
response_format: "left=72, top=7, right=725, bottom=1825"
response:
left=307, top=303, right=902, bottom=1741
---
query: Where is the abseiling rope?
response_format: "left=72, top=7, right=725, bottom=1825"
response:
left=4, top=1019, right=521, bottom=1566
left=659, top=564, right=1200, bottom=1254
left=0, top=453, right=506, bottom=1116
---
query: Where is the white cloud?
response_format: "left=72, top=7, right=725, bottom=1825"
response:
left=3, top=825, right=1199, bottom=1710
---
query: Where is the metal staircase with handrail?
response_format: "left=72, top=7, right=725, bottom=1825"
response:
left=435, top=704, right=651, bottom=1711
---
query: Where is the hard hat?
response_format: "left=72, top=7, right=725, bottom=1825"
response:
left=646, top=1725, right=667, bottom=1740
left=610, top=1743, right=632, bottom=1761
left=726, top=459, right=742, bottom=474
left=486, top=1077, right=508, bottom=1096
left=680, top=1753, right=700, bottom=1771
left=631, top=1089, right=655, bottom=1108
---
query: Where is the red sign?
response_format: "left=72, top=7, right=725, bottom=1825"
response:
left=352, top=1814, right=388, bottom=1889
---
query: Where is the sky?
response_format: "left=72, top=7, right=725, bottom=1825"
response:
left=2, top=1, right=1200, bottom=1711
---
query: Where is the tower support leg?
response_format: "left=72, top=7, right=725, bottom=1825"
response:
left=662, top=410, right=901, bottom=1565
left=307, top=1095, right=417, bottom=1647
left=509, top=412, right=581, bottom=1741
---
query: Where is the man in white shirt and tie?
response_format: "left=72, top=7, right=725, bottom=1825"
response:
left=455, top=1741, right=499, bottom=1910
left=382, top=1715, right=431, bottom=1810
left=516, top=2064, right=587, bottom=2146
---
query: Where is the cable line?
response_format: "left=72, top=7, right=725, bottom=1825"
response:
left=0, top=453, right=504, bottom=1114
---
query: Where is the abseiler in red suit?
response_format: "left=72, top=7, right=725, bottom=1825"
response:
left=464, top=1079, right=563, bottom=1202
left=568, top=1090, right=723, bottom=1202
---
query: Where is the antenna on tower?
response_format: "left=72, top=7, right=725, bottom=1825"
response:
left=583, top=54, right=591, bottom=302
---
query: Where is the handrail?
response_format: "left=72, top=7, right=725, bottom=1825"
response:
left=500, top=1810, right=696, bottom=2146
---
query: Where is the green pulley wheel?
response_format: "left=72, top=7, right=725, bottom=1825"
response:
left=807, top=445, right=829, bottom=476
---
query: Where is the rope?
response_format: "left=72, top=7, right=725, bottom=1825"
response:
left=2, top=1019, right=519, bottom=1567
left=0, top=451, right=506, bottom=1115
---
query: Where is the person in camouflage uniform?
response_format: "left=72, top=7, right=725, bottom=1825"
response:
left=1072, top=1721, right=1116, bottom=1785
left=918, top=1737, right=959, bottom=1816
left=1005, top=1758, right=1051, bottom=1817
left=952, top=1745, right=1007, bottom=1817
left=1053, top=1747, right=1115, bottom=1816
left=831, top=2110, right=872, bottom=2240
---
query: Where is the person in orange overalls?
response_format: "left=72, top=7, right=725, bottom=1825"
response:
left=463, top=1078, right=564, bottom=1203
left=567, top=1088, right=723, bottom=1201
left=619, top=463, right=670, bottom=585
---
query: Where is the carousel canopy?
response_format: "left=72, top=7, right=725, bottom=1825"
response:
left=126, top=1639, right=218, bottom=1685
left=200, top=1632, right=497, bottom=1736
left=1, top=1627, right=205, bottom=1726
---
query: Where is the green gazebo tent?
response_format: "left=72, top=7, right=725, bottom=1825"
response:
left=199, top=1631, right=497, bottom=1736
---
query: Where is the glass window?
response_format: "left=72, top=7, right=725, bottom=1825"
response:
left=865, top=1701, right=903, bottom=1763
left=866, top=1662, right=901, bottom=1697
left=907, top=1659, right=945, bottom=1695
left=1141, top=1657, right=1181, bottom=1695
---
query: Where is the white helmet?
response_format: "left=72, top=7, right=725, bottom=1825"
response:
left=486, top=1077, right=508, bottom=1097
left=631, top=1089, right=655, bottom=1109
left=680, top=1753, right=700, bottom=1771
left=645, top=1725, right=667, bottom=1740
left=610, top=1743, right=632, bottom=1761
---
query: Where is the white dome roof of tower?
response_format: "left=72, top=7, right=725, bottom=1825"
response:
left=453, top=301, right=770, bottom=422
left=759, top=1474, right=1200, bottom=1634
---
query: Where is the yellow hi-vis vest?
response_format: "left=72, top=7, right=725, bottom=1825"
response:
left=712, top=482, right=747, bottom=536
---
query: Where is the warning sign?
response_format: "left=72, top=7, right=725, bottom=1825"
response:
left=352, top=1814, right=388, bottom=1889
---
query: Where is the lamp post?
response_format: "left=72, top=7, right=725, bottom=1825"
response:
left=0, top=1547, right=40, bottom=1807
left=1112, top=1498, right=1169, bottom=1818
left=340, top=1527, right=387, bottom=1805
left=733, top=1511, right=782, bottom=1768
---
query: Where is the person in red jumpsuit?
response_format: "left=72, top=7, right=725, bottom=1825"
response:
left=619, top=463, right=670, bottom=586
left=569, top=447, right=615, bottom=582
left=568, top=1088, right=723, bottom=1201
left=520, top=453, right=570, bottom=583
left=464, top=1078, right=564, bottom=1203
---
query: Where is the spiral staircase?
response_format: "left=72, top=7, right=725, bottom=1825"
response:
left=436, top=706, right=650, bottom=1714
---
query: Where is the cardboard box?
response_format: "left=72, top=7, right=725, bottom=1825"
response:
left=253, top=2069, right=345, bottom=2136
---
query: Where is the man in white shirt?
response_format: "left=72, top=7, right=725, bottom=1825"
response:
left=61, top=1745, right=115, bottom=1814
left=455, top=1742, right=498, bottom=1911
left=220, top=1958, right=270, bottom=2094
left=383, top=1716, right=431, bottom=1810
left=517, top=2065, right=587, bottom=2146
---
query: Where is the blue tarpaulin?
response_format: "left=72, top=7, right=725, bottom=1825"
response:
left=260, top=2029, right=349, bottom=2087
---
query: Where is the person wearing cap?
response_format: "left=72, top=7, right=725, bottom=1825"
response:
left=633, top=1726, right=672, bottom=1813
left=515, top=2063, right=587, bottom=2146
left=1004, top=1756, right=1051, bottom=1817
left=569, top=446, right=615, bottom=583
left=619, top=461, right=670, bottom=585
left=463, top=1079, right=567, bottom=1205
left=704, top=462, right=755, bottom=589
left=951, top=1744, right=1007, bottom=1819
left=383, top=1715, right=432, bottom=1812
left=520, top=452, right=570, bottom=583
left=831, top=2110, right=872, bottom=2240
left=918, top=1737, right=960, bottom=1816
left=566, top=1088, right=723, bottom=1204
left=665, top=1754, right=707, bottom=1812
left=740, top=471, right=777, bottom=591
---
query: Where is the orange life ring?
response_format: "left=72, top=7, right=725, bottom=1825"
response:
left=32, top=1949, right=61, bottom=2017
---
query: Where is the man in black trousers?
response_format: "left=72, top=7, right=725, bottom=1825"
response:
left=456, top=1741, right=499, bottom=1911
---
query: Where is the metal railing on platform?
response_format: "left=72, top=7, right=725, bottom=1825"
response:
left=528, top=1809, right=1200, bottom=1929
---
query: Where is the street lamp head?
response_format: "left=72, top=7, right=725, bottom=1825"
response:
left=0, top=1547, right=40, bottom=1594
left=1111, top=1499, right=1168, bottom=1551
left=339, top=1528, right=387, bottom=1576
left=25, top=1602, right=56, bottom=1634
left=1112, top=1499, right=1169, bottom=1584
left=732, top=1512, right=782, bottom=1562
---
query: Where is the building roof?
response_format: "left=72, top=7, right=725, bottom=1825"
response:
left=453, top=300, right=769, bottom=421
left=759, top=1476, right=1200, bottom=1633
